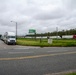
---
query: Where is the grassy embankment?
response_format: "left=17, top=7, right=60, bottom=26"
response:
left=16, top=38, right=76, bottom=47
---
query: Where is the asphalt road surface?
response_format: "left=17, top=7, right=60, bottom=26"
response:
left=0, top=40, right=76, bottom=75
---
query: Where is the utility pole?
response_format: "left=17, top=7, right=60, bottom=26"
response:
left=56, top=27, right=58, bottom=39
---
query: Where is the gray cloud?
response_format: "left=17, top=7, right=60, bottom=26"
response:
left=62, top=0, right=76, bottom=10
left=0, top=0, right=76, bottom=35
left=34, top=8, right=66, bottom=20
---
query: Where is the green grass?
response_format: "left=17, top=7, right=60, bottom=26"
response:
left=16, top=38, right=76, bottom=47
left=66, top=73, right=76, bottom=75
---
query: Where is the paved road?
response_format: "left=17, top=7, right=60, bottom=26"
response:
left=0, top=40, right=39, bottom=50
left=0, top=40, right=76, bottom=75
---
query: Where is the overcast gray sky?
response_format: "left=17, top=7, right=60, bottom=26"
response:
left=0, top=0, right=76, bottom=35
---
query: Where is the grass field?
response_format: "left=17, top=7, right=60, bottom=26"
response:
left=66, top=73, right=76, bottom=75
left=16, top=38, right=76, bottom=47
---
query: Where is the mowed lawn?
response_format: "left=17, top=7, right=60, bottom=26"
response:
left=17, top=38, right=76, bottom=47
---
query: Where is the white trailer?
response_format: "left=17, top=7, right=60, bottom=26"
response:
left=62, top=35, right=73, bottom=39
left=4, top=32, right=16, bottom=45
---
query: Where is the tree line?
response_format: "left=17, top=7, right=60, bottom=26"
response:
left=26, top=28, right=76, bottom=38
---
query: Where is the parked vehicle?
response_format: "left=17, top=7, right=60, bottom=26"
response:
left=4, top=32, right=16, bottom=45
left=73, top=35, right=76, bottom=39
left=1, top=35, right=4, bottom=41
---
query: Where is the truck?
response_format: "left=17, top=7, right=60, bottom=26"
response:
left=1, top=35, right=4, bottom=41
left=4, top=32, right=16, bottom=45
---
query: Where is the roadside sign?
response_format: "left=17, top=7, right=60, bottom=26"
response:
left=29, top=29, right=36, bottom=33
